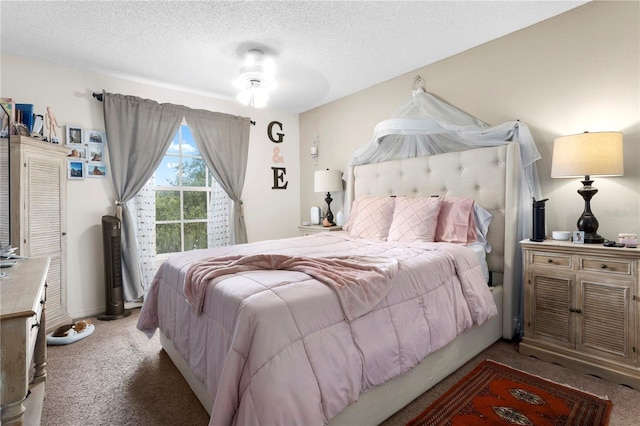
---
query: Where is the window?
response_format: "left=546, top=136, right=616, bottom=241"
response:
left=128, top=124, right=231, bottom=290
left=132, top=124, right=230, bottom=285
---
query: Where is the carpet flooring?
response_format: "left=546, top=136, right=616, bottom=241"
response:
left=42, top=308, right=640, bottom=426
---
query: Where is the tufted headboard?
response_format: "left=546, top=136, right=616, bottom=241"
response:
left=345, top=143, right=521, bottom=338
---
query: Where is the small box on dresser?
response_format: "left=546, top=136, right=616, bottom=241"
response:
left=519, top=239, right=639, bottom=388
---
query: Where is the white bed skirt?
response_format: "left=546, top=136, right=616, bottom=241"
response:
left=159, top=286, right=503, bottom=425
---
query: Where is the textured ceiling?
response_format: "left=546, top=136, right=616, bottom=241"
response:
left=1, top=1, right=588, bottom=113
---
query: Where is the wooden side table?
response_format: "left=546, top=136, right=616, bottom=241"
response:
left=298, top=225, right=343, bottom=236
left=520, top=239, right=639, bottom=388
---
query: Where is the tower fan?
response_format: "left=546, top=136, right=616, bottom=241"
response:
left=98, top=215, right=131, bottom=320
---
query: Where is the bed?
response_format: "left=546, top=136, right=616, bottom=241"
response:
left=137, top=143, right=521, bottom=425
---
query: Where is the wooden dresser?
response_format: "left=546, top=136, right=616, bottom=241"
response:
left=1, top=256, right=49, bottom=425
left=520, top=239, right=639, bottom=388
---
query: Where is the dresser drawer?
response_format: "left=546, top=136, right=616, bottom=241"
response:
left=579, top=257, right=632, bottom=276
left=530, top=251, right=572, bottom=269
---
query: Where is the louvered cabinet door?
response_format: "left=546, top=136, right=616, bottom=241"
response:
left=11, top=136, right=70, bottom=332
left=527, top=271, right=575, bottom=348
left=576, top=272, right=634, bottom=365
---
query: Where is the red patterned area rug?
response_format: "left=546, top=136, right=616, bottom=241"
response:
left=407, top=360, right=612, bottom=426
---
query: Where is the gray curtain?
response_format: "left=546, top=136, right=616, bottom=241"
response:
left=185, top=110, right=251, bottom=244
left=102, top=91, right=252, bottom=300
left=103, top=92, right=184, bottom=300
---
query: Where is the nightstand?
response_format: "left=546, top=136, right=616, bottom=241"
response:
left=298, top=225, right=342, bottom=236
left=519, top=239, right=640, bottom=388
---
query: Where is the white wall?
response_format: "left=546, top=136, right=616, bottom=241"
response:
left=2, top=54, right=300, bottom=318
left=300, top=1, right=639, bottom=240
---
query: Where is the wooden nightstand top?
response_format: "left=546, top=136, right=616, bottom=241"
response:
left=298, top=224, right=343, bottom=235
left=520, top=239, right=640, bottom=258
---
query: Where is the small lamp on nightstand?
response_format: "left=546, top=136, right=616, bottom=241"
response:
left=551, top=131, right=624, bottom=244
left=314, top=169, right=343, bottom=226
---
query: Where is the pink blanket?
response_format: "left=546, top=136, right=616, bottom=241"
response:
left=185, top=254, right=398, bottom=321
left=138, top=232, right=498, bottom=425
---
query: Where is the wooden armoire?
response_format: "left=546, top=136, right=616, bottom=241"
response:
left=10, top=135, right=71, bottom=332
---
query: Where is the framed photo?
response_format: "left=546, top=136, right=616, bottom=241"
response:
left=68, top=160, right=85, bottom=180
left=87, top=162, right=107, bottom=177
left=67, top=147, right=86, bottom=159
left=86, top=129, right=106, bottom=144
left=66, top=125, right=84, bottom=145
left=573, top=230, right=585, bottom=244
left=87, top=144, right=104, bottom=162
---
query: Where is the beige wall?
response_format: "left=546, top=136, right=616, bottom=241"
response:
left=300, top=0, right=639, bottom=240
left=2, top=55, right=300, bottom=318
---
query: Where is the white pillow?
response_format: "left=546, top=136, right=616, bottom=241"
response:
left=387, top=196, right=443, bottom=243
left=344, top=195, right=395, bottom=240
left=473, top=204, right=493, bottom=253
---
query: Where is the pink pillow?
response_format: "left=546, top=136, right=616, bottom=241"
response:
left=435, top=197, right=478, bottom=244
left=387, top=196, right=443, bottom=243
left=344, top=195, right=395, bottom=240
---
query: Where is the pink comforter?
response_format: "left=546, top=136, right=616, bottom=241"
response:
left=138, top=232, right=497, bottom=425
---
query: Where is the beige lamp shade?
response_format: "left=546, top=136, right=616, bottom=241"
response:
left=551, top=131, right=624, bottom=178
left=314, top=170, right=343, bottom=193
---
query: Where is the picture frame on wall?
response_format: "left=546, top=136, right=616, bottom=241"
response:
left=68, top=160, right=84, bottom=180
left=86, top=129, right=106, bottom=144
left=66, top=125, right=84, bottom=145
left=67, top=147, right=86, bottom=159
left=87, top=144, right=104, bottom=162
left=87, top=162, right=107, bottom=177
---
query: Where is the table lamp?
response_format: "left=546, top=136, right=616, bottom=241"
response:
left=314, top=169, right=343, bottom=226
left=551, top=131, right=623, bottom=243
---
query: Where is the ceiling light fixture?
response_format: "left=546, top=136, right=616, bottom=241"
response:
left=233, top=49, right=276, bottom=108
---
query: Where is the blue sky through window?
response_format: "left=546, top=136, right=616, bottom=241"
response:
left=154, top=125, right=201, bottom=186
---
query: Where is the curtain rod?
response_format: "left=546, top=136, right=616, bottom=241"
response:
left=92, top=92, right=255, bottom=125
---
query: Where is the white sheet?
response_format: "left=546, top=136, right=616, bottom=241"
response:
left=468, top=241, right=489, bottom=282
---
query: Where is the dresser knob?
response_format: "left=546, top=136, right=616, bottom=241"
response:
left=600, top=264, right=608, bottom=269
left=546, top=259, right=553, bottom=264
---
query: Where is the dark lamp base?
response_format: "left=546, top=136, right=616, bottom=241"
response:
left=577, top=177, right=604, bottom=244
left=583, top=233, right=604, bottom=244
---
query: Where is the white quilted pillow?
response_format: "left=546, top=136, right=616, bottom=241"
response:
left=344, top=195, right=396, bottom=240
left=387, top=196, right=443, bottom=243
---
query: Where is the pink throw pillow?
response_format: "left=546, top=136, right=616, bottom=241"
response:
left=344, top=195, right=396, bottom=240
left=387, top=196, right=443, bottom=243
left=435, top=197, right=478, bottom=244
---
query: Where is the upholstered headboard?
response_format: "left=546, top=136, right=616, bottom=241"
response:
left=345, top=143, right=521, bottom=338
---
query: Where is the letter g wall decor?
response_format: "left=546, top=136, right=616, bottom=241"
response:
left=269, top=121, right=288, bottom=189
